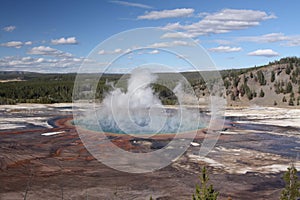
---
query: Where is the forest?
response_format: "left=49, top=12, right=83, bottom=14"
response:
left=1, top=57, right=300, bottom=106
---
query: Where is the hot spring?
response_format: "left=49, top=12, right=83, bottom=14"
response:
left=75, top=68, right=207, bottom=135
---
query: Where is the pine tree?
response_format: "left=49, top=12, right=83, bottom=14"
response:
left=289, top=98, right=294, bottom=106
left=286, top=82, right=293, bottom=93
left=253, top=91, right=257, bottom=98
left=192, top=167, right=219, bottom=200
left=290, top=92, right=295, bottom=101
left=283, top=96, right=287, bottom=102
left=259, top=89, right=265, bottom=97
left=280, top=164, right=300, bottom=200
left=224, top=80, right=231, bottom=89
left=257, top=70, right=266, bottom=85
left=289, top=93, right=295, bottom=106
left=286, top=65, right=292, bottom=75
left=271, top=71, right=276, bottom=82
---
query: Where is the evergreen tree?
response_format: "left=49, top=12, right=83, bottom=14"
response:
left=286, top=65, right=292, bottom=75
left=286, top=82, right=293, bottom=93
left=250, top=72, right=254, bottom=78
left=289, top=91, right=295, bottom=106
left=280, top=164, right=300, bottom=200
left=290, top=92, right=295, bottom=101
left=259, top=89, right=265, bottom=97
left=271, top=71, right=276, bottom=82
left=289, top=98, right=294, bottom=106
left=283, top=96, right=287, bottom=102
left=230, top=93, right=236, bottom=101
left=192, top=167, right=219, bottom=200
left=240, top=83, right=253, bottom=100
left=253, top=91, right=257, bottom=98
left=224, top=80, right=231, bottom=89
left=275, top=81, right=281, bottom=94
left=257, top=70, right=266, bottom=85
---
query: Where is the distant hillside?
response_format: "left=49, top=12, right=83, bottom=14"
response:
left=195, top=57, right=300, bottom=107
left=1, top=57, right=300, bottom=107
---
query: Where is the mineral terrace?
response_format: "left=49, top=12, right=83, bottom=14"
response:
left=0, top=104, right=300, bottom=200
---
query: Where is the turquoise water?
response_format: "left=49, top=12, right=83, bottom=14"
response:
left=75, top=108, right=205, bottom=134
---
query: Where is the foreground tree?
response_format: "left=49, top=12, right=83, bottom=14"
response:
left=280, top=164, right=300, bottom=200
left=192, top=167, right=219, bottom=200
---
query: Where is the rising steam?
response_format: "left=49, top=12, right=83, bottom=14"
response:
left=93, top=68, right=203, bottom=135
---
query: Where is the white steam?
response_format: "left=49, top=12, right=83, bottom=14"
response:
left=94, top=68, right=202, bottom=135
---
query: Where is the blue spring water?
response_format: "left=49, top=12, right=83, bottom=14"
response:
left=75, top=108, right=206, bottom=135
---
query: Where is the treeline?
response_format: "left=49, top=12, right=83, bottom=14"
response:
left=0, top=80, right=74, bottom=104
left=0, top=72, right=127, bottom=105
left=2, top=57, right=300, bottom=105
left=0, top=73, right=76, bottom=104
left=0, top=71, right=203, bottom=105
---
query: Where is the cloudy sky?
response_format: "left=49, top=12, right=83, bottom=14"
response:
left=0, top=0, right=300, bottom=73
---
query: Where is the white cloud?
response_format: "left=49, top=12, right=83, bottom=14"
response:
left=163, top=9, right=276, bottom=36
left=160, top=32, right=193, bottom=39
left=284, top=38, right=300, bottom=47
left=25, top=41, right=33, bottom=45
left=98, top=48, right=131, bottom=55
left=138, top=8, right=194, bottom=20
left=114, top=48, right=122, bottom=53
left=237, top=33, right=288, bottom=43
left=2, top=25, right=16, bottom=32
left=213, top=39, right=233, bottom=45
left=163, top=22, right=182, bottom=30
left=51, top=37, right=78, bottom=45
left=1, top=40, right=33, bottom=48
left=209, top=46, right=242, bottom=53
left=148, top=40, right=195, bottom=48
left=148, top=42, right=170, bottom=48
left=148, top=50, right=159, bottom=54
left=247, top=49, right=279, bottom=57
left=110, top=0, right=152, bottom=9
left=27, top=46, right=72, bottom=57
left=236, top=33, right=300, bottom=47
left=98, top=50, right=106, bottom=55
left=0, top=41, right=23, bottom=48
left=0, top=55, right=85, bottom=72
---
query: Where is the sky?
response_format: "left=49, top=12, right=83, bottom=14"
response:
left=1, top=0, right=300, bottom=73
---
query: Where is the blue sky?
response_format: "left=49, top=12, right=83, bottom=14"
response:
left=1, top=0, right=300, bottom=73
